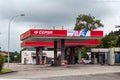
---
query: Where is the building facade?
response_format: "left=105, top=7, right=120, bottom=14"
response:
left=91, top=48, right=120, bottom=65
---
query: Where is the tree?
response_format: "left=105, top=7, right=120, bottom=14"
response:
left=16, top=53, right=21, bottom=62
left=74, top=14, right=104, bottom=30
left=0, top=54, right=5, bottom=72
left=116, top=37, right=120, bottom=47
left=81, top=47, right=88, bottom=58
left=96, top=30, right=120, bottom=48
left=74, top=14, right=104, bottom=58
left=102, top=35, right=118, bottom=48
left=95, top=39, right=104, bottom=48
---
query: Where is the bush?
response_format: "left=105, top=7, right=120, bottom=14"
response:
left=0, top=54, right=5, bottom=72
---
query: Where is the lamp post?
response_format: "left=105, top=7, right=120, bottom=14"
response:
left=0, top=32, right=1, bottom=51
left=8, top=14, right=25, bottom=67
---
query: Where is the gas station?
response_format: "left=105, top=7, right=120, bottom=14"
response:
left=20, top=29, right=103, bottom=66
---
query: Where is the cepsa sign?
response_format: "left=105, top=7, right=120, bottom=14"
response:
left=30, top=29, right=67, bottom=37
left=33, top=30, right=53, bottom=35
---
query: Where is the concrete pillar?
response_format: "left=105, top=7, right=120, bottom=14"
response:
left=109, top=48, right=115, bottom=65
left=72, top=47, right=75, bottom=64
left=94, top=53, right=97, bottom=64
left=69, top=47, right=75, bottom=64
left=105, top=53, right=108, bottom=64
left=61, top=39, right=65, bottom=60
left=36, top=47, right=43, bottom=65
left=69, top=47, right=72, bottom=64
left=78, top=47, right=82, bottom=62
left=54, top=39, right=57, bottom=66
left=91, top=53, right=94, bottom=64
left=107, top=52, right=110, bottom=65
left=61, top=39, right=67, bottom=65
left=65, top=47, right=68, bottom=60
left=44, top=56, right=46, bottom=64
left=39, top=48, right=43, bottom=64
left=36, top=47, right=40, bottom=65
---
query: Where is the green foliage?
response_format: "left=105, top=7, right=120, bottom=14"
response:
left=0, top=68, right=12, bottom=73
left=116, top=37, right=120, bottom=47
left=102, top=35, right=118, bottom=48
left=17, top=53, right=21, bottom=62
left=9, top=51, right=21, bottom=63
left=74, top=14, right=104, bottom=30
left=0, top=54, right=5, bottom=72
left=4, top=57, right=8, bottom=62
left=81, top=47, right=88, bottom=58
left=95, top=39, right=103, bottom=48
left=96, top=29, right=120, bottom=48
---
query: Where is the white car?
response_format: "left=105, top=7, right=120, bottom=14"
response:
left=83, top=60, right=91, bottom=64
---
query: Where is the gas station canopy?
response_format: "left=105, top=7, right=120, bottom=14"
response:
left=20, top=29, right=103, bottom=47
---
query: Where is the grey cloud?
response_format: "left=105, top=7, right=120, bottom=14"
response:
left=0, top=0, right=113, bottom=25
left=0, top=0, right=120, bottom=51
left=0, top=0, right=117, bottom=29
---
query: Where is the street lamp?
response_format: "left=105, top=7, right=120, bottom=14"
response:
left=8, top=14, right=25, bottom=67
left=0, top=32, right=1, bottom=51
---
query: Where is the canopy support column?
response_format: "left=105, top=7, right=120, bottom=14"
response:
left=61, top=39, right=67, bottom=66
left=54, top=39, right=57, bottom=66
left=78, top=47, right=82, bottom=64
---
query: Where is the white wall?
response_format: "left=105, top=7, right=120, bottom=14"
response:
left=21, top=50, right=61, bottom=64
left=21, top=51, right=35, bottom=64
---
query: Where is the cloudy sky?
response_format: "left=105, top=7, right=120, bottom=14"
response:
left=0, top=0, right=120, bottom=52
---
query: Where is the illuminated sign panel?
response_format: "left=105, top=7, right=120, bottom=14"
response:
left=30, top=29, right=67, bottom=36
left=20, top=29, right=103, bottom=40
left=20, top=29, right=67, bottom=40
left=67, top=30, right=90, bottom=37
left=67, top=30, right=103, bottom=37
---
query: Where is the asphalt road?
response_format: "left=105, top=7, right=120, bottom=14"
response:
left=1, top=63, right=120, bottom=80
left=40, top=72, right=120, bottom=80
left=1, top=72, right=120, bottom=80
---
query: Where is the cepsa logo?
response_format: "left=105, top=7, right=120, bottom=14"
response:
left=34, top=30, right=53, bottom=35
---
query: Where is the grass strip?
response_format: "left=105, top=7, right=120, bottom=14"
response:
left=0, top=68, right=12, bottom=74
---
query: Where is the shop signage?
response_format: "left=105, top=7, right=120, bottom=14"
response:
left=33, top=30, right=53, bottom=35
left=20, top=29, right=67, bottom=40
left=20, top=29, right=103, bottom=41
left=30, top=29, right=67, bottom=36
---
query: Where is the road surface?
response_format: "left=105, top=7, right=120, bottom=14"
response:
left=0, top=63, right=120, bottom=80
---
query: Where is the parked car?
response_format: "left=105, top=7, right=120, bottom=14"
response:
left=83, top=59, right=91, bottom=64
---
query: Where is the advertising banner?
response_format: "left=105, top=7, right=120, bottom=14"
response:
left=67, top=29, right=90, bottom=37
